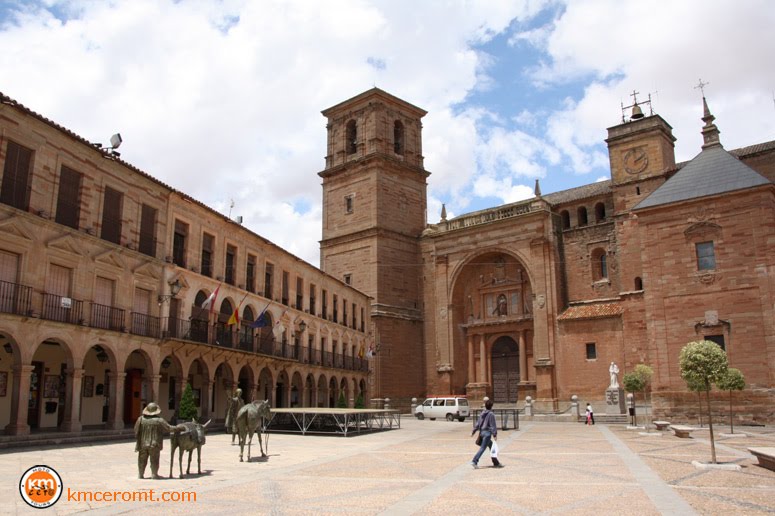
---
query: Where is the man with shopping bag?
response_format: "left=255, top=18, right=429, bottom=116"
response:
left=468, top=399, right=504, bottom=469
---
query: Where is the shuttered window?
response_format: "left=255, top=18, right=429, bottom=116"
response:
left=133, top=288, right=151, bottom=315
left=201, top=233, right=214, bottom=277
left=246, top=254, right=256, bottom=293
left=55, top=165, right=82, bottom=229
left=46, top=264, right=71, bottom=296
left=139, top=204, right=157, bottom=257
left=0, top=250, right=19, bottom=283
left=225, top=244, right=236, bottom=285
left=173, top=219, right=188, bottom=267
left=95, top=276, right=114, bottom=306
left=100, top=186, right=123, bottom=244
left=1, top=140, right=33, bottom=210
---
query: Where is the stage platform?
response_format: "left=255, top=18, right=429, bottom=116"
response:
left=263, top=408, right=401, bottom=437
left=471, top=407, right=520, bottom=430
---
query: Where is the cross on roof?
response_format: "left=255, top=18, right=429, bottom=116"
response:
left=695, top=79, right=709, bottom=96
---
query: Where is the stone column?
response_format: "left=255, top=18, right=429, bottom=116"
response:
left=467, top=334, right=475, bottom=382
left=147, top=374, right=161, bottom=405
left=108, top=371, right=127, bottom=430
left=478, top=334, right=486, bottom=383
left=4, top=364, right=35, bottom=436
left=518, top=330, right=527, bottom=381
left=60, top=368, right=85, bottom=432
left=203, top=380, right=213, bottom=420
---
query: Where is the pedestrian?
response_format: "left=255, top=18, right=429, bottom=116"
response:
left=585, top=403, right=595, bottom=425
left=469, top=399, right=503, bottom=469
left=134, top=402, right=184, bottom=479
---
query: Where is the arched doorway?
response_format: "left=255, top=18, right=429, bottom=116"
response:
left=491, top=336, right=519, bottom=403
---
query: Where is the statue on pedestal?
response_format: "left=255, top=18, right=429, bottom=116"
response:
left=609, top=362, right=620, bottom=389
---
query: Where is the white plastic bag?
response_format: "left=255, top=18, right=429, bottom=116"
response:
left=490, top=440, right=499, bottom=458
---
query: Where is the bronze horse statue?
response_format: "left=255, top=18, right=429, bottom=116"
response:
left=170, top=418, right=211, bottom=478
left=236, top=400, right=271, bottom=462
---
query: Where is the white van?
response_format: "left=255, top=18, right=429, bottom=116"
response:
left=414, top=396, right=470, bottom=422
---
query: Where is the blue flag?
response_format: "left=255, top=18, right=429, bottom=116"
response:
left=250, top=309, right=268, bottom=328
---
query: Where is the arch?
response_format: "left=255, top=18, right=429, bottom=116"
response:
left=305, top=373, right=315, bottom=407
left=594, top=202, right=606, bottom=222
left=560, top=210, right=570, bottom=229
left=158, top=353, right=184, bottom=422
left=634, top=276, right=643, bottom=290
left=317, top=374, right=328, bottom=408
left=213, top=361, right=236, bottom=419
left=257, top=367, right=274, bottom=403
left=577, top=206, right=588, bottom=226
left=28, top=338, right=73, bottom=430
left=123, top=349, right=153, bottom=426
left=256, top=311, right=275, bottom=354
left=329, top=376, right=339, bottom=407
left=275, top=370, right=290, bottom=408
left=339, top=378, right=350, bottom=407
left=591, top=248, right=607, bottom=280
left=237, top=364, right=255, bottom=401
left=393, top=120, right=404, bottom=155
left=215, top=299, right=235, bottom=348
left=190, top=290, right=211, bottom=343
left=346, top=119, right=357, bottom=155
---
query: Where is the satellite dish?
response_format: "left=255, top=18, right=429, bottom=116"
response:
left=110, top=133, right=122, bottom=149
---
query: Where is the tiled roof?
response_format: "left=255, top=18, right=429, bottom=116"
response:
left=544, top=180, right=611, bottom=206
left=634, top=144, right=771, bottom=210
left=557, top=302, right=623, bottom=321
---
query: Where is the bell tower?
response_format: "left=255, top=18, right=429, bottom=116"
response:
left=318, top=88, right=429, bottom=406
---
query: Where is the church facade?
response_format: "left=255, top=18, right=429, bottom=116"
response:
left=319, top=88, right=775, bottom=423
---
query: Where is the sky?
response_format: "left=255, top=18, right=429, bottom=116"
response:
left=2, top=0, right=774, bottom=267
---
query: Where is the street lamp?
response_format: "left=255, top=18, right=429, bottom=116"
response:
left=158, top=279, right=183, bottom=304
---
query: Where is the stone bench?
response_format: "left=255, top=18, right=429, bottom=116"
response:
left=653, top=421, right=671, bottom=431
left=748, top=447, right=775, bottom=471
left=670, top=425, right=696, bottom=438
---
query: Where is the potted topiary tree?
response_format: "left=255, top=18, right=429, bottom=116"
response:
left=354, top=392, right=365, bottom=409
left=179, top=383, right=199, bottom=422
left=679, top=340, right=729, bottom=464
left=716, top=367, right=745, bottom=434
left=337, top=391, right=348, bottom=408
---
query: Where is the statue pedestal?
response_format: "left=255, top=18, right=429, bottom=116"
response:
left=605, top=388, right=625, bottom=415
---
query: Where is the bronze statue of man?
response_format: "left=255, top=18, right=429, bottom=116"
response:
left=134, top=402, right=183, bottom=479
left=225, top=388, right=244, bottom=444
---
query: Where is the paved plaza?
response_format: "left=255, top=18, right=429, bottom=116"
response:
left=2, top=418, right=774, bottom=515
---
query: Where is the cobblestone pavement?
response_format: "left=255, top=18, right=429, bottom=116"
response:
left=1, top=419, right=774, bottom=515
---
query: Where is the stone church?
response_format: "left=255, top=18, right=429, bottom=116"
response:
left=319, top=88, right=775, bottom=423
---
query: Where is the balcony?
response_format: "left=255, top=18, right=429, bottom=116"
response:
left=130, top=312, right=160, bottom=338
left=90, top=303, right=125, bottom=331
left=41, top=293, right=83, bottom=324
left=0, top=280, right=32, bottom=316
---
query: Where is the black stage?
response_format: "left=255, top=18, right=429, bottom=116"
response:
left=263, top=408, right=401, bottom=436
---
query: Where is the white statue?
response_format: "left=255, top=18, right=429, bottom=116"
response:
left=609, top=362, right=620, bottom=389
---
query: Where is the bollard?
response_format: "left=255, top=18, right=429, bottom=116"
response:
left=411, top=397, right=417, bottom=416
left=384, top=398, right=391, bottom=410
left=571, top=394, right=579, bottom=419
left=524, top=396, right=533, bottom=416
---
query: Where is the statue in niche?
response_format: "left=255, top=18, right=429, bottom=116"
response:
left=493, top=294, right=508, bottom=316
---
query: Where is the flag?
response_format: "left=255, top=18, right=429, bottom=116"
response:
left=228, top=292, right=249, bottom=326
left=250, top=302, right=271, bottom=328
left=200, top=284, right=221, bottom=314
left=358, top=344, right=364, bottom=359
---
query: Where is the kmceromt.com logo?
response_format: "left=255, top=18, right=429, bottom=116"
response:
left=19, top=465, right=63, bottom=508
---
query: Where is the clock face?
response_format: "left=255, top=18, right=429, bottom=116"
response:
left=623, top=148, right=648, bottom=174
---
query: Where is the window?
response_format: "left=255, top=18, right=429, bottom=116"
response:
left=345, top=195, right=353, bottom=214
left=138, top=204, right=157, bottom=257
left=246, top=255, right=256, bottom=293
left=634, top=277, right=643, bottom=290
left=592, top=248, right=607, bottom=280
left=296, top=276, right=303, bottom=309
left=309, top=284, right=316, bottom=315
left=346, top=120, right=357, bottom=155
left=351, top=302, right=356, bottom=329
left=577, top=206, right=588, bottom=226
left=264, top=262, right=274, bottom=299
left=360, top=307, right=364, bottom=332
left=394, top=120, right=404, bottom=155
left=333, top=294, right=338, bottom=323
left=696, top=241, right=716, bottom=271
left=173, top=220, right=188, bottom=268
left=100, top=186, right=123, bottom=244
left=225, top=244, right=236, bottom=285
left=281, top=270, right=289, bottom=305
left=55, top=165, right=82, bottom=229
left=705, top=334, right=725, bottom=352
left=1, top=140, right=33, bottom=211
left=636, top=186, right=641, bottom=195
left=594, top=202, right=606, bottom=222
left=585, top=343, right=597, bottom=360
left=342, top=300, right=347, bottom=327
left=322, top=289, right=328, bottom=318
left=343, top=274, right=351, bottom=285
left=201, top=233, right=214, bottom=277
left=560, top=210, right=570, bottom=229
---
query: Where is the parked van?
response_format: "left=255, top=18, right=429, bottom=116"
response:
left=414, top=396, right=470, bottom=422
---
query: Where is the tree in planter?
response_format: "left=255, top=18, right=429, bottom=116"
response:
left=179, top=383, right=199, bottom=422
left=337, top=391, right=348, bottom=408
left=679, top=340, right=729, bottom=464
left=623, top=364, right=653, bottom=428
left=354, top=392, right=365, bottom=409
left=716, top=367, right=745, bottom=434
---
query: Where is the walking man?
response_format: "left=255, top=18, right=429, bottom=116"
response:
left=469, top=399, right=503, bottom=469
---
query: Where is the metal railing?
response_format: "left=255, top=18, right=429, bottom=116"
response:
left=0, top=280, right=32, bottom=316
left=90, top=303, right=125, bottom=331
left=130, top=312, right=160, bottom=338
left=41, top=293, right=83, bottom=324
